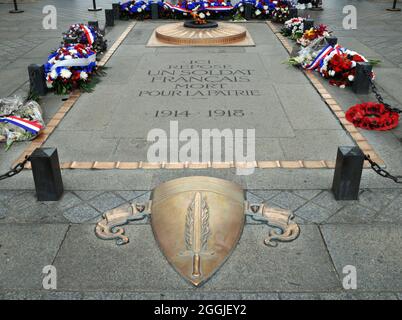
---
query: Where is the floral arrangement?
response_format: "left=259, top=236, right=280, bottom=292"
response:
left=159, top=0, right=235, bottom=19
left=120, top=0, right=289, bottom=20
left=287, top=37, right=328, bottom=68
left=233, top=0, right=275, bottom=20
left=282, top=17, right=305, bottom=40
left=271, top=1, right=291, bottom=23
left=295, top=0, right=313, bottom=10
left=44, top=43, right=99, bottom=95
left=120, top=0, right=152, bottom=19
left=297, top=24, right=330, bottom=47
left=0, top=96, right=44, bottom=150
left=346, top=102, right=399, bottom=131
left=63, top=24, right=107, bottom=54
left=319, top=47, right=374, bottom=88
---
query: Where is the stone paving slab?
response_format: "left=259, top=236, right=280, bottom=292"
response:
left=1, top=188, right=400, bottom=226
left=0, top=224, right=69, bottom=290
left=52, top=224, right=341, bottom=292
left=321, top=224, right=402, bottom=291
left=0, top=289, right=401, bottom=300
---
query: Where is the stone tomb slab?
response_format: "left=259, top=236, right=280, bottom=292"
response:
left=41, top=22, right=354, bottom=163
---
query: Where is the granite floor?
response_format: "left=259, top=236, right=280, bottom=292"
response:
left=0, top=0, right=401, bottom=300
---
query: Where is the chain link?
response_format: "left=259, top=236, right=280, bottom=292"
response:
left=365, top=69, right=402, bottom=114
left=364, top=154, right=402, bottom=184
left=359, top=70, right=402, bottom=183
left=0, top=156, right=29, bottom=181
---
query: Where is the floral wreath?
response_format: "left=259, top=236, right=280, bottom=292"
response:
left=346, top=102, right=399, bottom=131
left=297, top=24, right=330, bottom=47
left=44, top=43, right=97, bottom=94
left=319, top=47, right=374, bottom=88
left=282, top=17, right=305, bottom=40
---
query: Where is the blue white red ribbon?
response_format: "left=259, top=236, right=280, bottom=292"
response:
left=81, top=25, right=95, bottom=46
left=49, top=51, right=97, bottom=71
left=163, top=2, right=192, bottom=13
left=0, top=116, right=43, bottom=135
left=305, top=44, right=341, bottom=70
left=205, top=5, right=234, bottom=11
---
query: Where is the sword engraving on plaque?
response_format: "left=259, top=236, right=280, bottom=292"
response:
left=185, top=192, right=210, bottom=278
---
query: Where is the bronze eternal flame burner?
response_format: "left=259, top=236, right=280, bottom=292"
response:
left=154, top=22, right=248, bottom=46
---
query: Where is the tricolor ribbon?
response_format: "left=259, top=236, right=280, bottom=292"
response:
left=305, top=44, right=342, bottom=70
left=204, top=5, right=234, bottom=11
left=0, top=116, right=43, bottom=135
left=164, top=2, right=192, bottom=13
left=50, top=51, right=97, bottom=71
left=80, top=25, right=95, bottom=46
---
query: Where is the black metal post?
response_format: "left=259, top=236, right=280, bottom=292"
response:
left=151, top=3, right=159, bottom=20
left=303, top=19, right=314, bottom=31
left=244, top=3, right=253, bottom=20
left=28, top=64, right=47, bottom=96
left=9, top=0, right=24, bottom=13
left=332, top=147, right=364, bottom=200
left=105, top=9, right=115, bottom=27
left=289, top=8, right=298, bottom=18
left=88, top=0, right=102, bottom=12
left=387, top=0, right=401, bottom=11
left=112, top=3, right=121, bottom=19
left=29, top=148, right=64, bottom=201
left=326, top=36, right=338, bottom=47
left=310, top=0, right=324, bottom=11
left=352, top=62, right=373, bottom=95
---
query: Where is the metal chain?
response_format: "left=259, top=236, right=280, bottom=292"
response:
left=359, top=70, right=402, bottom=183
left=365, top=69, right=402, bottom=114
left=0, top=156, right=29, bottom=181
left=364, top=154, right=402, bottom=184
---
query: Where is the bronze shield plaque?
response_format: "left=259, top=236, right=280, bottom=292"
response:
left=150, top=176, right=245, bottom=286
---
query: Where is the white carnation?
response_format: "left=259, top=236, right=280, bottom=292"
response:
left=60, top=69, right=72, bottom=79
left=199, top=12, right=205, bottom=19
left=348, top=75, right=355, bottom=81
left=80, top=71, right=88, bottom=80
left=50, top=70, right=58, bottom=80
